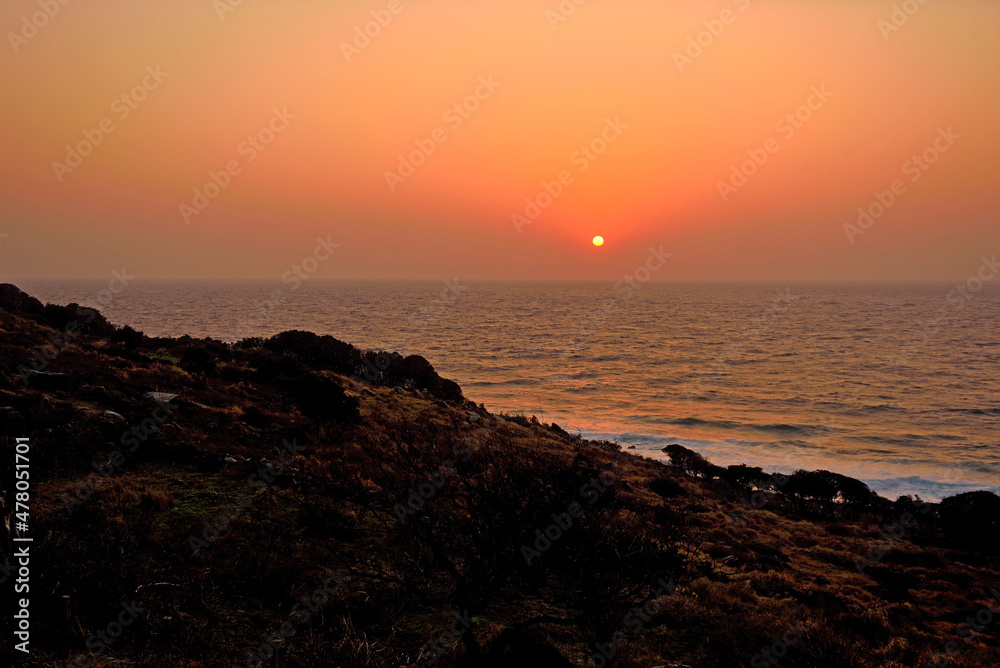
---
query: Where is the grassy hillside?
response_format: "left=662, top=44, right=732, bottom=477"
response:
left=1, top=284, right=998, bottom=668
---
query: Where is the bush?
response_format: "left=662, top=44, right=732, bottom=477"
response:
left=264, top=330, right=361, bottom=375
left=111, top=325, right=146, bottom=348
left=663, top=443, right=723, bottom=479
left=649, top=477, right=685, bottom=499
left=42, top=302, right=115, bottom=336
left=938, top=491, right=1000, bottom=553
left=180, top=347, right=216, bottom=377
left=723, top=464, right=771, bottom=489
left=288, top=373, right=360, bottom=426
left=386, top=354, right=464, bottom=402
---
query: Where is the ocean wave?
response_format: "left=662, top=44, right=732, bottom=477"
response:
left=861, top=476, right=1000, bottom=503
left=664, top=417, right=831, bottom=437
left=944, top=407, right=1000, bottom=415
left=862, top=404, right=903, bottom=412
left=667, top=416, right=738, bottom=429
left=550, top=371, right=593, bottom=380
left=466, top=378, right=540, bottom=387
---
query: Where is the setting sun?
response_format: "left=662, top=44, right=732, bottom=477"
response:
left=4, top=2, right=1000, bottom=665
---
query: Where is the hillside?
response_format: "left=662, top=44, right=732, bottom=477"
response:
left=1, top=283, right=998, bottom=668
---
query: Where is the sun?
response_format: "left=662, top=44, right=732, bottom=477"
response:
left=592, top=235, right=604, bottom=247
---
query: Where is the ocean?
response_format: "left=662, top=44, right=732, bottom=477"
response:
left=17, top=279, right=1000, bottom=502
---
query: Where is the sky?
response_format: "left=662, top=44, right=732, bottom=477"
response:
left=1, top=0, right=998, bottom=282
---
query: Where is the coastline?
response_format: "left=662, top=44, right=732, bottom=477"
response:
left=14, top=278, right=1000, bottom=504
left=3, top=282, right=1000, bottom=667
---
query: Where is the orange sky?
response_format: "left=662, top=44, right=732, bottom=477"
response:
left=1, top=0, right=998, bottom=281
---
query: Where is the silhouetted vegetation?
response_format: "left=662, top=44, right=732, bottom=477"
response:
left=1, top=284, right=998, bottom=668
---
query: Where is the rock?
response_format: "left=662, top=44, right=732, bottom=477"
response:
left=107, top=389, right=129, bottom=404
left=549, top=422, right=571, bottom=438
left=23, top=370, right=71, bottom=391
left=0, top=283, right=45, bottom=317
left=467, top=414, right=481, bottom=424
left=146, top=392, right=178, bottom=403
left=103, top=410, right=126, bottom=423
left=627, top=445, right=636, bottom=449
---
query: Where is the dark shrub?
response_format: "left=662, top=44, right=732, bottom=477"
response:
left=938, top=491, right=1000, bottom=553
left=42, top=302, right=115, bottom=336
left=110, top=325, right=146, bottom=348
left=781, top=470, right=831, bottom=516
left=0, top=283, right=45, bottom=317
left=264, top=330, right=361, bottom=375
left=723, top=464, right=771, bottom=489
left=253, top=353, right=309, bottom=383
left=384, top=354, right=464, bottom=402
left=649, top=477, right=685, bottom=499
left=288, top=373, right=360, bottom=426
left=662, top=443, right=722, bottom=479
left=233, top=336, right=265, bottom=350
left=180, top=347, right=216, bottom=377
